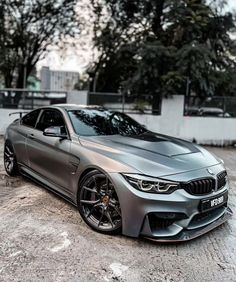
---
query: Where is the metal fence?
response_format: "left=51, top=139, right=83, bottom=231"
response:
left=0, top=89, right=67, bottom=109
left=184, top=96, right=236, bottom=118
left=88, top=92, right=161, bottom=115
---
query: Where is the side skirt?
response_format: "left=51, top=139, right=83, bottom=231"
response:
left=19, top=164, right=77, bottom=207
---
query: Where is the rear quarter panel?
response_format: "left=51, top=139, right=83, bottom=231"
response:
left=5, top=121, right=29, bottom=166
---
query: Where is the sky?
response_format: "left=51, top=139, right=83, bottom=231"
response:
left=37, top=0, right=236, bottom=75
left=228, top=0, right=236, bottom=10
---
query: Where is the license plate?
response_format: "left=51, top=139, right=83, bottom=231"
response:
left=200, top=192, right=228, bottom=212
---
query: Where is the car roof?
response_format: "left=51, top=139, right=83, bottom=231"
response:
left=45, top=104, right=106, bottom=111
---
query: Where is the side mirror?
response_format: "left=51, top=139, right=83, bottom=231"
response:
left=43, top=126, right=68, bottom=139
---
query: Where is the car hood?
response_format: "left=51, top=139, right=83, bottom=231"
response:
left=79, top=132, right=220, bottom=177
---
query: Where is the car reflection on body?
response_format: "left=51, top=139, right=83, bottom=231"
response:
left=4, top=104, right=232, bottom=241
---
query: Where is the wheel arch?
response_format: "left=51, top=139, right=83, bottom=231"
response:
left=76, top=167, right=98, bottom=205
left=76, top=166, right=119, bottom=205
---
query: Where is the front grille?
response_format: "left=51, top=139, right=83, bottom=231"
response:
left=217, top=171, right=227, bottom=190
left=182, top=178, right=215, bottom=195
left=182, top=171, right=227, bottom=196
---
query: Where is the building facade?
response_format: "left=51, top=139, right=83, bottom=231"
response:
left=40, top=67, right=79, bottom=91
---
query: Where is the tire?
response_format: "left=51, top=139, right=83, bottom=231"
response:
left=4, top=141, right=19, bottom=176
left=78, top=170, right=122, bottom=235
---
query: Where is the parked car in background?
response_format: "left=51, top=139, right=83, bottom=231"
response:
left=198, top=107, right=231, bottom=117
left=185, top=106, right=231, bottom=117
left=4, top=104, right=232, bottom=241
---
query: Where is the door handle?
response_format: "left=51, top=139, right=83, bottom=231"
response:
left=28, top=133, right=35, bottom=140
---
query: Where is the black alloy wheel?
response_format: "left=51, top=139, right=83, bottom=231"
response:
left=4, top=141, right=19, bottom=176
left=78, top=170, right=122, bottom=234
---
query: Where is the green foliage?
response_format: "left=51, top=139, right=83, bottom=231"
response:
left=0, top=0, right=79, bottom=89
left=74, top=74, right=90, bottom=91
left=89, top=0, right=236, bottom=97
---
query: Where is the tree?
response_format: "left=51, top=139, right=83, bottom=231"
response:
left=74, top=73, right=90, bottom=91
left=89, top=0, right=236, bottom=98
left=0, top=0, right=79, bottom=92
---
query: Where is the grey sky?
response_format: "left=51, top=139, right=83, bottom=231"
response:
left=228, top=0, right=236, bottom=10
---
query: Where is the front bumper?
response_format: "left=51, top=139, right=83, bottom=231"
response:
left=144, top=206, right=233, bottom=242
left=109, top=165, right=233, bottom=240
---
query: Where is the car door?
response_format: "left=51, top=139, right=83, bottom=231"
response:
left=26, top=109, right=71, bottom=192
left=13, top=109, right=41, bottom=167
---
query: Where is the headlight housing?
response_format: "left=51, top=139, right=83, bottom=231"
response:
left=123, top=174, right=180, bottom=194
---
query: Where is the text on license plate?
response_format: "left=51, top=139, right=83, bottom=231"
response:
left=210, top=196, right=224, bottom=207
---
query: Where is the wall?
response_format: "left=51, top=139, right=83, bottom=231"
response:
left=67, top=91, right=88, bottom=105
left=129, top=95, right=236, bottom=146
left=1, top=92, right=236, bottom=145
left=179, top=116, right=236, bottom=145
left=0, top=109, right=29, bottom=135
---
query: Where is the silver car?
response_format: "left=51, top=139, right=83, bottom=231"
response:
left=4, top=104, right=232, bottom=241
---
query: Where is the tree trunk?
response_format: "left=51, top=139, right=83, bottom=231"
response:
left=14, top=63, right=33, bottom=105
left=152, top=93, right=161, bottom=115
left=4, top=73, right=13, bottom=88
left=16, top=64, right=25, bottom=89
left=152, top=0, right=165, bottom=38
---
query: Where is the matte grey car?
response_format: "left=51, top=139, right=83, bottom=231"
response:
left=4, top=104, right=232, bottom=241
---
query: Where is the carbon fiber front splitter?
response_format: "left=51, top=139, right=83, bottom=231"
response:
left=144, top=207, right=233, bottom=242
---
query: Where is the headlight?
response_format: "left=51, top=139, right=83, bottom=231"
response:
left=123, top=174, right=179, bottom=194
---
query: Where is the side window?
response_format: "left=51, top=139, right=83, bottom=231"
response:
left=22, top=109, right=41, bottom=128
left=36, top=110, right=66, bottom=133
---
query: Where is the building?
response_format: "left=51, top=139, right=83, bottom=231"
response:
left=40, top=67, right=51, bottom=90
left=40, top=67, right=79, bottom=91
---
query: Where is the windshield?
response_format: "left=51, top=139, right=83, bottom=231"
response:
left=68, top=109, right=147, bottom=136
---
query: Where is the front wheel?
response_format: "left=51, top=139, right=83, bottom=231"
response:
left=78, top=170, right=122, bottom=235
left=4, top=141, right=19, bottom=176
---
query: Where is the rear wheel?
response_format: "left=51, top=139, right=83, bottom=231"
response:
left=4, top=141, right=19, bottom=176
left=78, top=170, right=122, bottom=235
